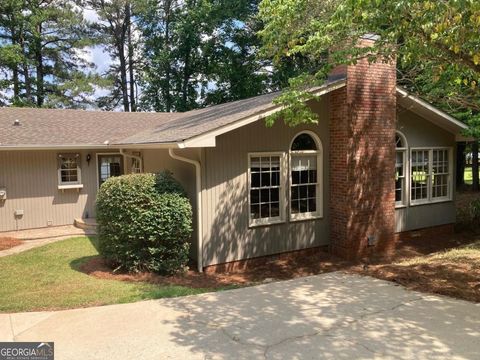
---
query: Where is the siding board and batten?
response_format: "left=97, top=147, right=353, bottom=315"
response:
left=201, top=98, right=331, bottom=266
left=395, top=107, right=457, bottom=232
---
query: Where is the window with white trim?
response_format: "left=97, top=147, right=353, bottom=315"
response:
left=410, top=148, right=451, bottom=204
left=249, top=154, right=283, bottom=225
left=395, top=132, right=407, bottom=207
left=290, top=132, right=322, bottom=220
left=58, top=153, right=82, bottom=186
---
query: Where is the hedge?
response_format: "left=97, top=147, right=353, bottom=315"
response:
left=96, top=171, right=192, bottom=274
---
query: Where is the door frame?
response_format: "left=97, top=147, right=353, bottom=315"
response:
left=96, top=152, right=126, bottom=189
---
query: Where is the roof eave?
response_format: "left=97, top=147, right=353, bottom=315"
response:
left=0, top=142, right=179, bottom=151
left=177, top=79, right=347, bottom=149
left=396, top=87, right=469, bottom=138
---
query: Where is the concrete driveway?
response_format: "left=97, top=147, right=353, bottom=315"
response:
left=1, top=272, right=479, bottom=359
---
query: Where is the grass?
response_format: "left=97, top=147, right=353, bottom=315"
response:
left=0, top=236, right=212, bottom=313
left=465, top=167, right=473, bottom=185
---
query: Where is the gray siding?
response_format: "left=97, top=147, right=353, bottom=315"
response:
left=142, top=148, right=198, bottom=260
left=0, top=150, right=100, bottom=231
left=395, top=108, right=457, bottom=232
left=201, top=99, right=330, bottom=266
left=0, top=149, right=197, bottom=235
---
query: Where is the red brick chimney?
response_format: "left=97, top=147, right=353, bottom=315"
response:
left=328, top=36, right=397, bottom=260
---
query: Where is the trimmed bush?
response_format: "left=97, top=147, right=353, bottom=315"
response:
left=96, top=173, right=192, bottom=274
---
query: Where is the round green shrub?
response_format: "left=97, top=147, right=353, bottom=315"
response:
left=96, top=172, right=192, bottom=275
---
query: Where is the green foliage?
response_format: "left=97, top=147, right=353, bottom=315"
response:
left=456, top=199, right=480, bottom=231
left=154, top=170, right=187, bottom=196
left=0, top=0, right=95, bottom=108
left=136, top=0, right=281, bottom=112
left=96, top=173, right=193, bottom=275
left=258, top=0, right=480, bottom=129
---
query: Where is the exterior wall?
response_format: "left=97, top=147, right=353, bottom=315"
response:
left=142, top=149, right=198, bottom=260
left=0, top=149, right=103, bottom=231
left=329, top=52, right=397, bottom=259
left=201, top=99, right=330, bottom=266
left=395, top=108, right=457, bottom=232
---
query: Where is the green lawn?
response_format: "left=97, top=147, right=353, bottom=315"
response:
left=0, top=236, right=211, bottom=313
left=465, top=167, right=474, bottom=185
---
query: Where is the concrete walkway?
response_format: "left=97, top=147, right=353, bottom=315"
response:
left=1, top=272, right=479, bottom=359
left=0, top=225, right=96, bottom=257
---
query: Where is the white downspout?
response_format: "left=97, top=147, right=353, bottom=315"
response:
left=168, top=149, right=203, bottom=272
left=119, top=149, right=143, bottom=173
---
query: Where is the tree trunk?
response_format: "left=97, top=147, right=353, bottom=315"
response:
left=472, top=141, right=479, bottom=191
left=20, top=33, right=32, bottom=102
left=456, top=142, right=466, bottom=188
left=118, top=36, right=130, bottom=112
left=164, top=0, right=172, bottom=112
left=35, top=23, right=44, bottom=107
left=126, top=3, right=136, bottom=112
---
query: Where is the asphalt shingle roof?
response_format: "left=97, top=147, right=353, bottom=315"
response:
left=0, top=79, right=345, bottom=148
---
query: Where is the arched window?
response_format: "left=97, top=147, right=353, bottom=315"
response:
left=395, top=131, right=407, bottom=206
left=290, top=131, right=322, bottom=219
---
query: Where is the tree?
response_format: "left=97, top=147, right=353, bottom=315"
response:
left=87, top=0, right=139, bottom=112
left=0, top=0, right=95, bottom=108
left=137, top=0, right=273, bottom=112
left=258, top=0, right=480, bottom=128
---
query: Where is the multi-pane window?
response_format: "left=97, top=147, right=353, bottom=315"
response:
left=410, top=148, right=451, bottom=204
left=432, top=149, right=450, bottom=199
left=247, top=132, right=322, bottom=226
left=58, top=153, right=81, bottom=185
left=291, top=156, right=317, bottom=214
left=98, top=154, right=123, bottom=187
left=290, top=132, right=321, bottom=220
left=411, top=150, right=429, bottom=202
left=249, top=155, right=282, bottom=224
left=395, top=132, right=407, bottom=206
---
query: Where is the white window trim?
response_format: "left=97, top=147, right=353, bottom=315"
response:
left=409, top=146, right=453, bottom=206
left=289, top=131, right=323, bottom=221
left=57, top=153, right=82, bottom=189
left=248, top=152, right=287, bottom=227
left=395, top=131, right=408, bottom=208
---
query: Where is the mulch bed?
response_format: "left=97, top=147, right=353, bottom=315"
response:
left=348, top=231, right=480, bottom=302
left=0, top=237, right=23, bottom=251
left=79, top=250, right=352, bottom=289
left=79, top=231, right=479, bottom=302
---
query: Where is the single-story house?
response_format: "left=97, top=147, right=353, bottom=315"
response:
left=0, top=49, right=468, bottom=271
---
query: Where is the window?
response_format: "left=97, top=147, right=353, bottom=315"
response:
left=249, top=154, right=284, bottom=225
left=290, top=132, right=322, bottom=220
left=395, top=132, right=407, bottom=207
left=410, top=148, right=452, bottom=204
left=98, top=154, right=124, bottom=187
left=58, top=153, right=82, bottom=186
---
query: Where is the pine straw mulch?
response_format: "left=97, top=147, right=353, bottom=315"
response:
left=79, top=231, right=480, bottom=302
left=348, top=232, right=480, bottom=302
left=78, top=250, right=352, bottom=290
left=0, top=237, right=23, bottom=251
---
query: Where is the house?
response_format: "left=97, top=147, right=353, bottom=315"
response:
left=0, top=43, right=468, bottom=271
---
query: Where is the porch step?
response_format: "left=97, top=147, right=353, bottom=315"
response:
left=74, top=218, right=98, bottom=231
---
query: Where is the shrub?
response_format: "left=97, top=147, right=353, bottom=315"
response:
left=96, top=173, right=192, bottom=274
left=155, top=170, right=187, bottom=196
left=456, top=198, right=480, bottom=232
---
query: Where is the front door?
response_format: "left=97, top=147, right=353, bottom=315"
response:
left=98, top=154, right=124, bottom=187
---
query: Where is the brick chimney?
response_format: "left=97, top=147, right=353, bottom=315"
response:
left=328, top=36, right=397, bottom=260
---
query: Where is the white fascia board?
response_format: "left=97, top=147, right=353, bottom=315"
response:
left=179, top=80, right=347, bottom=149
left=396, top=87, right=468, bottom=132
